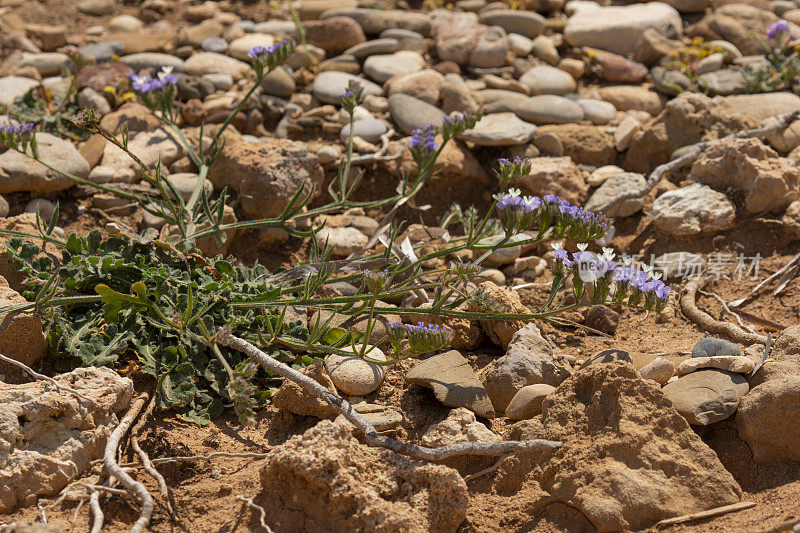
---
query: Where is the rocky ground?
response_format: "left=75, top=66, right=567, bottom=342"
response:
left=1, top=0, right=800, bottom=531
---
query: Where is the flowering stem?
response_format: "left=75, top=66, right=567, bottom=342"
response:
left=359, top=297, right=377, bottom=358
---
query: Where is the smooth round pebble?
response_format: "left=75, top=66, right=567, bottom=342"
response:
left=325, top=348, right=388, bottom=396
left=692, top=337, right=741, bottom=358
left=340, top=118, right=389, bottom=143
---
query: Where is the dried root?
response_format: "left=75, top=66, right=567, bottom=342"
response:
left=215, top=329, right=561, bottom=462
left=681, top=277, right=768, bottom=345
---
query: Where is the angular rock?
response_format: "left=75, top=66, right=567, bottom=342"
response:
left=582, top=307, right=621, bottom=336
left=405, top=350, right=494, bottom=419
left=259, top=420, right=468, bottom=532
left=0, top=367, right=133, bottom=512
left=91, top=127, right=185, bottom=184
left=737, top=376, right=800, bottom=462
left=625, top=91, right=800, bottom=173
left=585, top=172, right=647, bottom=217
left=468, top=281, right=529, bottom=350
left=751, top=325, right=800, bottom=387
left=580, top=349, right=632, bottom=369
left=272, top=360, right=340, bottom=419
left=420, top=407, right=499, bottom=446
left=335, top=402, right=403, bottom=432
left=652, top=183, right=736, bottom=236
left=662, top=369, right=749, bottom=425
left=483, top=323, right=573, bottom=412
left=678, top=356, right=755, bottom=376
left=537, top=124, right=615, bottom=166
left=511, top=156, right=587, bottom=206
left=639, top=357, right=675, bottom=385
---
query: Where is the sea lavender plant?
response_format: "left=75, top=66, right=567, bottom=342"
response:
left=386, top=321, right=455, bottom=360
left=741, top=21, right=800, bottom=93
left=0, top=45, right=672, bottom=427
left=0, top=122, right=37, bottom=156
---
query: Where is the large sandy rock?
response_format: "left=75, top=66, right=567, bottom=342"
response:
left=737, top=376, right=800, bottom=462
left=258, top=420, right=469, bottom=532
left=509, top=362, right=742, bottom=531
left=0, top=367, right=133, bottom=512
left=689, top=137, right=800, bottom=214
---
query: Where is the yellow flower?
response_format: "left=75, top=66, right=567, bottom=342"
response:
left=586, top=50, right=596, bottom=58
left=111, top=54, right=120, bottom=62
left=692, top=37, right=703, bottom=46
left=699, top=49, right=709, bottom=58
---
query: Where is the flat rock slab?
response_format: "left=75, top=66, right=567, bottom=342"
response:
left=678, top=356, right=755, bottom=376
left=662, top=369, right=749, bottom=425
left=406, top=350, right=495, bottom=418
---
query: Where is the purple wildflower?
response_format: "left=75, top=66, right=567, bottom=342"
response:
left=767, top=20, right=791, bottom=39
left=409, top=125, right=438, bottom=151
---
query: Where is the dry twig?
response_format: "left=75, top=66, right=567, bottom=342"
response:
left=215, top=329, right=561, bottom=462
left=0, top=353, right=101, bottom=408
left=103, top=392, right=154, bottom=533
left=463, top=454, right=512, bottom=482
left=236, top=496, right=275, bottom=533
left=681, top=277, right=767, bottom=345
left=348, top=128, right=400, bottom=165
left=88, top=491, right=103, bottom=533
left=655, top=501, right=756, bottom=527
left=698, top=289, right=757, bottom=334
left=593, top=111, right=800, bottom=213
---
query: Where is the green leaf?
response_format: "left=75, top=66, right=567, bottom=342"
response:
left=66, top=234, right=82, bottom=254
left=322, top=326, right=347, bottom=345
